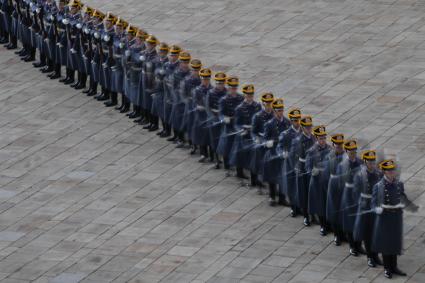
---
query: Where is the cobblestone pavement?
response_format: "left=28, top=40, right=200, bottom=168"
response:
left=0, top=0, right=425, bottom=282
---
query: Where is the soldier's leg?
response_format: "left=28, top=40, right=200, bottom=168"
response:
left=392, top=255, right=406, bottom=276
left=105, top=92, right=118, bottom=107
left=7, top=33, right=17, bottom=49
left=319, top=216, right=327, bottom=236
left=49, top=63, right=62, bottom=79
left=382, top=255, right=393, bottom=278
left=33, top=51, right=46, bottom=68
left=236, top=167, right=248, bottom=179
left=41, top=58, right=54, bottom=73
left=198, top=146, right=208, bottom=162
left=278, top=185, right=289, bottom=206
left=269, top=183, right=277, bottom=206
left=71, top=72, right=81, bottom=88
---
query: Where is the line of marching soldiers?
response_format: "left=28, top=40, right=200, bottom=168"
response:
left=0, top=0, right=416, bottom=279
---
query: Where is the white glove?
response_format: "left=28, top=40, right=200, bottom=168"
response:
left=266, top=140, right=274, bottom=148
left=255, top=137, right=261, bottom=144
left=62, top=19, right=69, bottom=25
left=159, top=69, right=165, bottom=75
left=76, top=23, right=82, bottom=29
left=146, top=62, right=153, bottom=69
left=139, top=55, right=146, bottom=62
left=103, top=34, right=110, bottom=42
left=375, top=207, right=383, bottom=215
left=83, top=28, right=90, bottom=34
left=125, top=50, right=131, bottom=57
left=94, top=32, right=100, bottom=39
left=36, top=8, right=40, bottom=14
left=70, top=48, right=76, bottom=54
left=49, top=15, right=54, bottom=21
left=241, top=130, right=248, bottom=136
left=223, top=116, right=231, bottom=124
left=119, top=42, right=125, bottom=49
left=311, top=167, right=320, bottom=176
left=281, top=151, right=288, bottom=159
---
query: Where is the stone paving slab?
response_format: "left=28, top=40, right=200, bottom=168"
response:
left=0, top=0, right=424, bottom=282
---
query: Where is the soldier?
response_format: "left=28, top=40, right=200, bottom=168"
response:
left=161, top=44, right=181, bottom=138
left=167, top=51, right=192, bottom=143
left=191, top=68, right=213, bottom=162
left=39, top=0, right=57, bottom=74
left=179, top=58, right=202, bottom=149
left=0, top=0, right=12, bottom=46
left=338, top=140, right=364, bottom=256
left=206, top=72, right=227, bottom=168
left=30, top=0, right=46, bottom=68
left=353, top=150, right=383, bottom=267
left=151, top=42, right=169, bottom=133
left=326, top=133, right=346, bottom=245
left=19, top=0, right=36, bottom=62
left=262, top=98, right=290, bottom=206
left=113, top=24, right=136, bottom=113
left=279, top=108, right=302, bottom=216
left=372, top=159, right=407, bottom=278
left=4, top=0, right=18, bottom=49
left=126, top=28, right=147, bottom=118
left=138, top=34, right=160, bottom=127
left=250, top=93, right=275, bottom=192
left=48, top=0, right=67, bottom=79
left=84, top=9, right=104, bottom=95
left=216, top=76, right=244, bottom=173
left=292, top=115, right=315, bottom=225
left=94, top=12, right=116, bottom=102
left=229, top=84, right=261, bottom=179
left=306, top=125, right=332, bottom=235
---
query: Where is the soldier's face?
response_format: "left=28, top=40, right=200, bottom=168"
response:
left=201, top=78, right=210, bottom=86
left=365, top=160, right=376, bottom=171
left=334, top=143, right=344, bottom=153
left=146, top=42, right=155, bottom=51
left=245, top=94, right=254, bottom=102
left=264, top=102, right=273, bottom=111
left=291, top=119, right=300, bottom=128
left=228, top=87, right=238, bottom=95
left=115, top=25, right=123, bottom=34
left=347, top=150, right=357, bottom=160
left=192, top=69, right=199, bottom=76
left=105, top=20, right=113, bottom=29
left=302, top=126, right=312, bottom=135
left=216, top=82, right=225, bottom=90
left=275, top=109, right=284, bottom=118
left=127, top=34, right=134, bottom=41
left=317, top=135, right=327, bottom=146
left=169, top=54, right=178, bottom=62
left=384, top=170, right=396, bottom=181
left=180, top=61, right=189, bottom=70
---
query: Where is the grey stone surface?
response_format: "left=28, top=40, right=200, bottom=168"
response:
left=0, top=0, right=425, bottom=282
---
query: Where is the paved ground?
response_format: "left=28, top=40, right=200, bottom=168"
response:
left=0, top=0, right=425, bottom=282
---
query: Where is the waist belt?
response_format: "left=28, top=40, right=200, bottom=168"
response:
left=102, top=49, right=109, bottom=54
left=299, top=158, right=306, bottom=163
left=382, top=204, right=404, bottom=209
left=345, top=182, right=354, bottom=188
left=360, top=193, right=372, bottom=199
left=242, top=125, right=252, bottom=129
left=196, top=105, right=205, bottom=110
left=58, top=28, right=65, bottom=32
left=114, top=54, right=122, bottom=59
left=211, top=108, right=219, bottom=113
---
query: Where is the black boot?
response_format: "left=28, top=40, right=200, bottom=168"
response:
left=75, top=73, right=87, bottom=90
left=236, top=167, right=248, bottom=179
left=104, top=92, right=118, bottom=106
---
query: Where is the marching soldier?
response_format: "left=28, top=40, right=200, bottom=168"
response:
left=339, top=140, right=364, bottom=256
left=279, top=108, right=302, bottom=216
left=372, top=159, right=407, bottom=278
left=94, top=12, right=116, bottom=102
left=353, top=150, right=383, bottom=267
left=179, top=58, right=202, bottom=150
left=306, top=125, right=332, bottom=235
left=206, top=72, right=227, bottom=167
left=262, top=98, right=290, bottom=206
left=191, top=68, right=213, bottom=162
left=326, top=133, right=346, bottom=245
left=216, top=76, right=244, bottom=172
left=250, top=93, right=275, bottom=192
left=292, top=115, right=315, bottom=225
left=151, top=42, right=169, bottom=133
left=161, top=44, right=181, bottom=138
left=229, top=84, right=261, bottom=179
left=167, top=51, right=191, bottom=143
left=125, top=28, right=147, bottom=118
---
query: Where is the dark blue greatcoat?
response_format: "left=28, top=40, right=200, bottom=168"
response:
left=126, top=43, right=144, bottom=104
left=307, top=143, right=332, bottom=217
left=216, top=94, right=244, bottom=158
left=206, top=87, right=227, bottom=151
left=229, top=101, right=261, bottom=169
left=163, top=61, right=179, bottom=123
left=138, top=48, right=159, bottom=111
left=180, top=75, right=201, bottom=133
left=150, top=57, right=168, bottom=119
left=353, top=167, right=382, bottom=242
left=249, top=109, right=274, bottom=175
left=292, top=133, right=315, bottom=211
left=326, top=151, right=346, bottom=229
left=279, top=126, right=301, bottom=205
left=169, top=67, right=191, bottom=130
left=89, top=22, right=105, bottom=83
left=371, top=178, right=405, bottom=255
left=98, top=27, right=115, bottom=91
left=339, top=157, right=362, bottom=233
left=261, top=117, right=290, bottom=184
left=191, top=84, right=213, bottom=146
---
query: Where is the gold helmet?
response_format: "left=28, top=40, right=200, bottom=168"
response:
left=68, top=0, right=81, bottom=8
left=115, top=17, right=128, bottom=29
left=179, top=51, right=191, bottom=62
left=242, top=84, right=255, bottom=95
left=313, top=125, right=327, bottom=137
left=272, top=98, right=284, bottom=110
left=126, top=25, right=137, bottom=36
left=226, top=76, right=239, bottom=87
left=214, top=72, right=227, bottom=82
left=92, top=10, right=105, bottom=20
left=105, top=12, right=117, bottom=24
left=300, top=115, right=313, bottom=127
left=136, top=29, right=148, bottom=40
left=190, top=59, right=202, bottom=70
left=169, top=45, right=182, bottom=55
left=82, top=5, right=94, bottom=16
left=199, top=68, right=212, bottom=78
left=146, top=34, right=158, bottom=45
left=158, top=42, right=169, bottom=53
left=261, top=92, right=274, bottom=103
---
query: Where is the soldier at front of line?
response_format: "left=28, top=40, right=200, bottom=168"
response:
left=326, top=133, right=346, bottom=245
left=250, top=93, right=275, bottom=193
left=4, top=0, right=19, bottom=50
left=372, top=159, right=408, bottom=279
left=293, top=115, right=315, bottom=225
left=167, top=51, right=192, bottom=145
left=139, top=35, right=161, bottom=129
left=229, top=84, right=261, bottom=180
left=338, top=139, right=364, bottom=256
left=206, top=72, right=227, bottom=168
left=279, top=108, right=302, bottom=216
left=102, top=16, right=128, bottom=107
left=84, top=9, right=104, bottom=96
left=125, top=28, right=147, bottom=119
left=262, top=98, right=290, bottom=206
left=306, top=125, right=331, bottom=235
left=353, top=150, right=383, bottom=268
left=0, top=0, right=14, bottom=47
left=216, top=76, right=244, bottom=173
left=93, top=12, right=116, bottom=102
left=161, top=44, right=182, bottom=138
left=177, top=58, right=202, bottom=149
left=151, top=42, right=170, bottom=134
left=191, top=68, right=213, bottom=162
